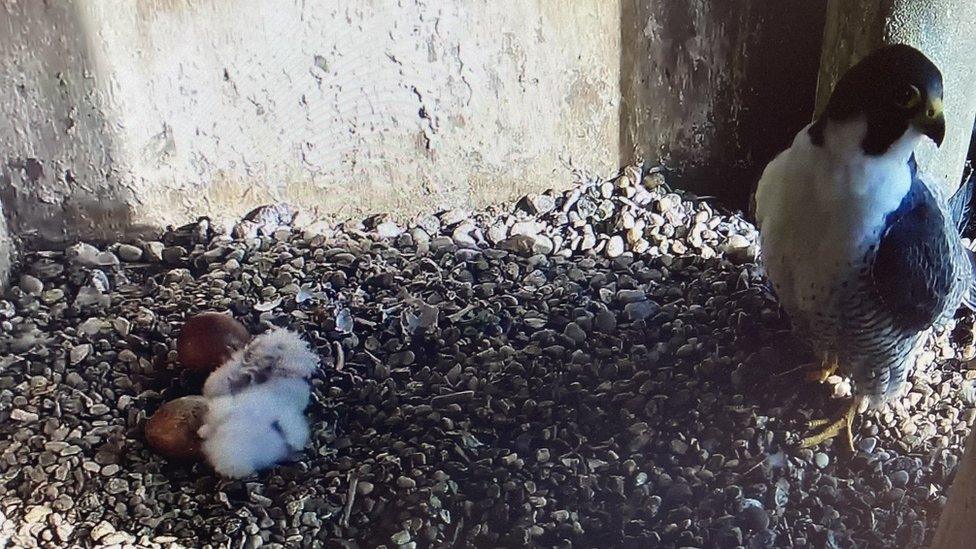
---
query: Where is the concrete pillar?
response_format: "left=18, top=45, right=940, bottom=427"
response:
left=815, top=0, right=976, bottom=189
left=931, top=429, right=976, bottom=548
left=619, top=0, right=827, bottom=211
left=0, top=200, right=10, bottom=288
left=0, top=0, right=138, bottom=246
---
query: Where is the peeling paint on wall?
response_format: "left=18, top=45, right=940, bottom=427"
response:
left=0, top=0, right=620, bottom=245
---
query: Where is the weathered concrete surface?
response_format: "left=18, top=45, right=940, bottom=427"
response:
left=0, top=198, right=11, bottom=288
left=620, top=0, right=827, bottom=211
left=931, top=428, right=976, bottom=549
left=0, top=0, right=619, bottom=245
left=0, top=0, right=145, bottom=246
left=816, top=0, right=976, bottom=189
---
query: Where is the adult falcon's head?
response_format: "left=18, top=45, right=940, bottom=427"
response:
left=810, top=44, right=945, bottom=155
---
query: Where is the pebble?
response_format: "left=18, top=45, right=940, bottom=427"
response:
left=78, top=318, right=105, bottom=336
left=487, top=223, right=508, bottom=244
left=499, top=235, right=535, bottom=256
left=376, top=220, right=403, bottom=238
left=90, top=521, right=115, bottom=541
left=666, top=482, right=693, bottom=504
left=69, top=344, right=92, bottom=365
left=112, top=317, right=132, bottom=336
left=390, top=350, right=415, bottom=366
left=143, top=241, right=165, bottom=262
left=116, top=244, right=143, bottom=262
left=605, top=235, right=625, bottom=258
left=522, top=194, right=556, bottom=215
left=857, top=436, right=878, bottom=454
left=41, top=288, right=65, bottom=304
left=65, top=243, right=101, bottom=266
left=563, top=322, right=587, bottom=345
left=670, top=439, right=689, bottom=455
left=616, top=289, right=647, bottom=304
left=510, top=221, right=543, bottom=237
left=11, top=409, right=39, bottom=422
left=532, top=234, right=555, bottom=255
left=439, top=209, right=468, bottom=227
left=891, top=470, right=910, bottom=488
left=726, top=234, right=750, bottom=249
left=624, top=300, right=659, bottom=321
left=643, top=172, right=666, bottom=189
left=102, top=533, right=132, bottom=545
left=162, top=246, right=187, bottom=264
left=19, top=274, right=44, bottom=295
left=594, top=309, right=617, bottom=332
left=738, top=505, right=770, bottom=532
left=24, top=506, right=51, bottom=524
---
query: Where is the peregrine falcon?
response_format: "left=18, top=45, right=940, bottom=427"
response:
left=753, top=44, right=976, bottom=449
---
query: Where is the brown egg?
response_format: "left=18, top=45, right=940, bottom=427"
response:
left=145, top=396, right=209, bottom=460
left=177, top=312, right=251, bottom=373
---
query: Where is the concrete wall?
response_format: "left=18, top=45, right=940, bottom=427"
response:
left=0, top=0, right=620, bottom=245
left=5, top=0, right=973, bottom=280
left=0, top=0, right=839, bottom=285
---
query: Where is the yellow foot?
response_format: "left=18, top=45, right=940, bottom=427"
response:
left=804, top=360, right=839, bottom=383
left=800, top=397, right=860, bottom=451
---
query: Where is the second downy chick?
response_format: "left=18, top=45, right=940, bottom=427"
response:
left=198, top=328, right=319, bottom=478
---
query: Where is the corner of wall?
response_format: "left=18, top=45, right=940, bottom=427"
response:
left=0, top=200, right=13, bottom=289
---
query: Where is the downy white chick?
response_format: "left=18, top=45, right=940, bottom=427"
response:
left=198, top=328, right=319, bottom=478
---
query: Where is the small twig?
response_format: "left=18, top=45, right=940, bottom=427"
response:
left=363, top=349, right=383, bottom=366
left=736, top=455, right=769, bottom=481
left=450, top=518, right=463, bottom=546
left=333, top=341, right=345, bottom=371
left=773, top=362, right=810, bottom=378
left=431, top=390, right=475, bottom=407
left=341, top=472, right=358, bottom=528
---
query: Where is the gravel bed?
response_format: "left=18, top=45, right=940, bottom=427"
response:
left=1, top=165, right=974, bottom=548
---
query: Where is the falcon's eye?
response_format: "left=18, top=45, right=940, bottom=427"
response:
left=894, top=84, right=922, bottom=109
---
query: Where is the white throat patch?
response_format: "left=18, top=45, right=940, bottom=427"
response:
left=754, top=116, right=921, bottom=316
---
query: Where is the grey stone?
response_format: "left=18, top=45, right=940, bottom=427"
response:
left=117, top=244, right=144, bottom=262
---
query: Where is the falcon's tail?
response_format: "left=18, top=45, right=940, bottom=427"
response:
left=962, top=252, right=976, bottom=312
left=949, top=165, right=975, bottom=234
left=950, top=165, right=976, bottom=311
